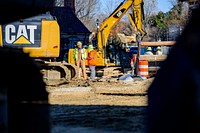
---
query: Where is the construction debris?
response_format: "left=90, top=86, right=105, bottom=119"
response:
left=117, top=33, right=136, bottom=44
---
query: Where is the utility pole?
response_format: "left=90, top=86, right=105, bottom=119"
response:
left=136, top=34, right=141, bottom=76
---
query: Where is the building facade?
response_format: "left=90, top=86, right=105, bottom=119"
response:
left=51, top=0, right=91, bottom=61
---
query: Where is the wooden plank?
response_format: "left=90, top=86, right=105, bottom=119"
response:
left=141, top=41, right=176, bottom=46
left=139, top=55, right=167, bottom=61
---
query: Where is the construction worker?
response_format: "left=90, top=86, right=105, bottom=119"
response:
left=73, top=41, right=87, bottom=79
left=87, top=44, right=97, bottom=81
left=156, top=46, right=163, bottom=55
left=130, top=54, right=137, bottom=77
left=145, top=47, right=153, bottom=55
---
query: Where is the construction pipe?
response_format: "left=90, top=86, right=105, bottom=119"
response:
left=141, top=41, right=176, bottom=46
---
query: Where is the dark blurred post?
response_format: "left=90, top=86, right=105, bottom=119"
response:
left=0, top=0, right=54, bottom=132
left=0, top=46, right=50, bottom=133
left=0, top=88, right=7, bottom=133
left=136, top=34, right=141, bottom=76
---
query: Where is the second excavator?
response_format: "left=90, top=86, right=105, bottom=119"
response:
left=68, top=0, right=146, bottom=78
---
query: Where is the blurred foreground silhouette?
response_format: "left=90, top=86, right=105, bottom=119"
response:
left=0, top=0, right=54, bottom=132
left=0, top=47, right=49, bottom=133
left=147, top=3, right=200, bottom=133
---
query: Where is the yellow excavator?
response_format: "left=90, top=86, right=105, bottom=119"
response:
left=68, top=0, right=146, bottom=77
left=0, top=13, right=78, bottom=83
left=0, top=0, right=145, bottom=82
left=96, top=0, right=146, bottom=65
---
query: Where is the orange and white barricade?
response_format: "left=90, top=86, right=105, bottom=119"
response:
left=138, top=60, right=149, bottom=78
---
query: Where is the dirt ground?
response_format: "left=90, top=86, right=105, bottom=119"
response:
left=46, top=77, right=154, bottom=133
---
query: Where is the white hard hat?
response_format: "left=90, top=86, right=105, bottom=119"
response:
left=157, top=46, right=161, bottom=50
left=147, top=47, right=152, bottom=51
left=88, top=44, right=94, bottom=52
left=77, top=41, right=82, bottom=46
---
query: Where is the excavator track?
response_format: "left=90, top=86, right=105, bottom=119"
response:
left=38, top=61, right=78, bottom=86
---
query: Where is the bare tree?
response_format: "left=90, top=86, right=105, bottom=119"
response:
left=143, top=0, right=158, bottom=22
left=168, top=0, right=178, bottom=7
left=55, top=0, right=64, bottom=7
left=166, top=0, right=189, bottom=26
left=140, top=0, right=158, bottom=41
left=75, top=0, right=100, bottom=31
left=101, top=0, right=120, bottom=15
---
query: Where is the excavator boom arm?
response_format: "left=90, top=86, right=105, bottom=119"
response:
left=128, top=0, right=146, bottom=40
left=97, top=0, right=146, bottom=49
left=97, top=0, right=133, bottom=50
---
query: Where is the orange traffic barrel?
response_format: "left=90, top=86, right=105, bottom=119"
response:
left=138, top=60, right=149, bottom=78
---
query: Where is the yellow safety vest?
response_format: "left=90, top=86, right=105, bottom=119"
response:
left=73, top=48, right=87, bottom=60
